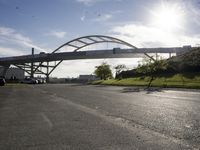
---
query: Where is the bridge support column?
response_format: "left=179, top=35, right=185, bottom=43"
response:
left=169, top=53, right=172, bottom=58
left=46, top=74, right=49, bottom=83
left=31, top=48, right=34, bottom=78
left=46, top=61, right=49, bottom=83
left=156, top=53, right=158, bottom=60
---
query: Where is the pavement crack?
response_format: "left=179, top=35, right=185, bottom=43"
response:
left=40, top=113, right=53, bottom=129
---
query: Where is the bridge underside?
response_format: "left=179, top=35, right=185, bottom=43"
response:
left=0, top=35, right=192, bottom=81
left=0, top=50, right=172, bottom=80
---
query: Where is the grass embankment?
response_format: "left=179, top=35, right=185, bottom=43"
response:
left=92, top=73, right=200, bottom=89
left=0, top=83, right=28, bottom=88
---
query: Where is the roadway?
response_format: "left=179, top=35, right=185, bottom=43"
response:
left=0, top=84, right=199, bottom=149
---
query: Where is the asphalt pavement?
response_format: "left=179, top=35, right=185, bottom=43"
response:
left=0, top=84, right=200, bottom=150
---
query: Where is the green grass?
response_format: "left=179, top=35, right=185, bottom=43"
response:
left=92, top=73, right=200, bottom=89
left=0, top=83, right=29, bottom=88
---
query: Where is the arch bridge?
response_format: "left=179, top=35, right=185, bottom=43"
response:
left=0, top=35, right=191, bottom=81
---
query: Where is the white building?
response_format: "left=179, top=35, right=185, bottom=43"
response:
left=0, top=67, right=24, bottom=80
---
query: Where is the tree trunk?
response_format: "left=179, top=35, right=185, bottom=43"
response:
left=147, top=75, right=154, bottom=88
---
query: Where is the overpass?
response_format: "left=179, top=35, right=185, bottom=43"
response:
left=0, top=35, right=192, bottom=81
left=0, top=47, right=191, bottom=65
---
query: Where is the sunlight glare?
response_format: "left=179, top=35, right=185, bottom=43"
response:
left=152, top=3, right=184, bottom=31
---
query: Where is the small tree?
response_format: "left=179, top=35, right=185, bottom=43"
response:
left=136, top=58, right=167, bottom=88
left=94, top=62, right=112, bottom=80
left=136, top=59, right=167, bottom=75
left=114, top=64, right=126, bottom=79
left=147, top=59, right=167, bottom=87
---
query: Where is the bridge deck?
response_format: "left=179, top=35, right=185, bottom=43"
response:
left=0, top=47, right=191, bottom=65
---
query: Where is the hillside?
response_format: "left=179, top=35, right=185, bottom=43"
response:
left=93, top=48, right=200, bottom=89
left=167, top=47, right=200, bottom=73
left=119, top=47, right=200, bottom=78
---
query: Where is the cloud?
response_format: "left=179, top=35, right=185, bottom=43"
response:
left=0, top=47, right=25, bottom=57
left=0, top=26, right=45, bottom=52
left=92, top=14, right=112, bottom=22
left=47, top=31, right=67, bottom=38
left=81, top=15, right=86, bottom=21
left=185, top=0, right=200, bottom=27
left=76, top=0, right=105, bottom=6
left=51, top=60, right=101, bottom=77
left=76, top=0, right=122, bottom=6
left=51, top=58, right=139, bottom=78
left=80, top=10, right=115, bottom=22
left=110, top=23, right=200, bottom=48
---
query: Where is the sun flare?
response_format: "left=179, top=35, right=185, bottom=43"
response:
left=152, top=3, right=184, bottom=30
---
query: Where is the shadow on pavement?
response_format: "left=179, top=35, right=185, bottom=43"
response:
left=69, top=84, right=163, bottom=94
left=69, top=83, right=89, bottom=86
left=122, top=87, right=163, bottom=94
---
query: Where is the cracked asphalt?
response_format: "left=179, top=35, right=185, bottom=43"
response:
left=0, top=84, right=200, bottom=150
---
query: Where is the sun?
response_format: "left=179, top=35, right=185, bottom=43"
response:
left=152, top=3, right=184, bottom=31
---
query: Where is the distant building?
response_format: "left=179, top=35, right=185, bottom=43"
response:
left=79, top=74, right=99, bottom=81
left=0, top=67, right=24, bottom=80
left=49, top=77, right=66, bottom=83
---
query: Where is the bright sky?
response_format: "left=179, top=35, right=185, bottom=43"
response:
left=1, top=0, right=200, bottom=77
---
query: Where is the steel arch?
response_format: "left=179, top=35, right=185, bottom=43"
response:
left=52, top=35, right=138, bottom=53
left=32, top=35, right=139, bottom=81
left=26, top=35, right=154, bottom=82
